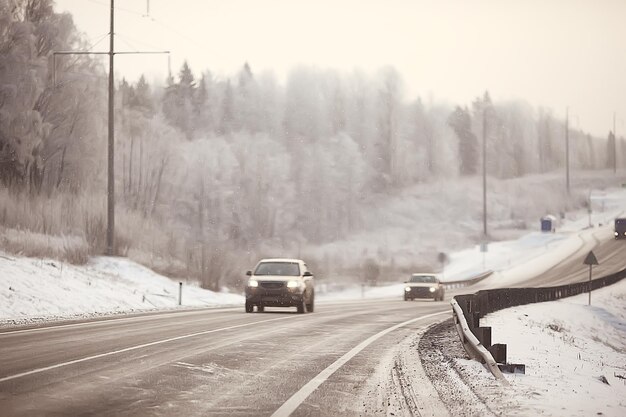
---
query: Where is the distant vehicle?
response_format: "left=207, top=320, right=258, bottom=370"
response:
left=404, top=273, right=445, bottom=301
left=540, top=215, right=557, bottom=233
left=615, top=218, right=626, bottom=239
left=245, top=258, right=315, bottom=313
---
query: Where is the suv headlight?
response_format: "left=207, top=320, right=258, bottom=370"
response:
left=405, top=287, right=411, bottom=292
left=248, top=279, right=259, bottom=288
left=287, top=280, right=300, bottom=289
left=429, top=287, right=436, bottom=293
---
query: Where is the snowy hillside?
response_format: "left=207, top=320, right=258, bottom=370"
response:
left=0, top=256, right=243, bottom=325
left=2, top=186, right=624, bottom=324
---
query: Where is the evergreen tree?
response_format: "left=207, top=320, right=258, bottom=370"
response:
left=162, top=61, right=196, bottom=139
left=129, top=75, right=155, bottom=117
left=218, top=80, right=235, bottom=136
left=607, top=131, right=616, bottom=169
left=193, top=72, right=212, bottom=135
left=448, top=106, right=478, bottom=175
left=236, top=62, right=260, bottom=132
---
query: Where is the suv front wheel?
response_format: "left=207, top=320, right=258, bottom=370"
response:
left=306, top=292, right=315, bottom=312
left=297, top=297, right=307, bottom=314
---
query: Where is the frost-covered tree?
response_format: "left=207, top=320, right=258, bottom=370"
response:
left=235, top=62, right=262, bottom=133
left=0, top=0, right=103, bottom=192
left=217, top=80, right=235, bottom=136
left=129, top=75, right=155, bottom=117
left=162, top=61, right=196, bottom=139
left=607, top=131, right=616, bottom=170
left=283, top=67, right=327, bottom=142
left=192, top=72, right=214, bottom=136
left=448, top=106, right=478, bottom=176
left=375, top=67, right=403, bottom=187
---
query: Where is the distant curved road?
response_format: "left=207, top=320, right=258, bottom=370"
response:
left=515, top=226, right=625, bottom=288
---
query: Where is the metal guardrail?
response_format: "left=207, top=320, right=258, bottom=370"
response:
left=451, top=266, right=626, bottom=381
left=461, top=267, right=626, bottom=319
left=442, top=270, right=494, bottom=289
left=450, top=298, right=509, bottom=385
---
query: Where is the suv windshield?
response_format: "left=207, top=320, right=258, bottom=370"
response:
left=255, top=262, right=300, bottom=276
left=409, top=275, right=436, bottom=283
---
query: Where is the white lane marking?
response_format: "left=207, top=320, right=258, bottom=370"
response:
left=270, top=310, right=450, bottom=417
left=0, top=299, right=394, bottom=337
left=0, top=298, right=396, bottom=336
left=0, top=315, right=294, bottom=383
left=0, top=307, right=241, bottom=336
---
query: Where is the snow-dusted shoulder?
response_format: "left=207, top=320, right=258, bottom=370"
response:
left=478, top=279, right=626, bottom=416
left=0, top=255, right=243, bottom=325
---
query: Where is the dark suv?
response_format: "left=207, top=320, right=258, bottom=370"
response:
left=245, top=259, right=315, bottom=313
left=404, top=273, right=445, bottom=301
left=615, top=218, right=626, bottom=240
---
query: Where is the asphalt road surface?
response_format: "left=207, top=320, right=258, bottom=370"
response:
left=513, top=226, right=625, bottom=288
left=1, top=226, right=623, bottom=417
left=0, top=299, right=450, bottom=416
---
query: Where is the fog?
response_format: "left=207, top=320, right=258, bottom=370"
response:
left=54, top=0, right=626, bottom=137
left=1, top=0, right=624, bottom=291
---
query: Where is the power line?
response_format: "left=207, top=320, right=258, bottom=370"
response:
left=85, top=0, right=144, bottom=16
left=83, top=32, right=110, bottom=48
left=115, top=32, right=166, bottom=52
left=53, top=0, right=169, bottom=256
left=115, top=34, right=140, bottom=53
left=79, top=2, right=227, bottom=68
left=84, top=32, right=110, bottom=52
left=149, top=17, right=205, bottom=49
left=84, top=0, right=196, bottom=47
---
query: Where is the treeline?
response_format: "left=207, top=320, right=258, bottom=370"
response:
left=0, top=0, right=620, bottom=289
left=0, top=0, right=105, bottom=194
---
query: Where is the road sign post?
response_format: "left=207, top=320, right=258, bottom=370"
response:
left=480, top=242, right=488, bottom=270
left=438, top=252, right=448, bottom=279
left=583, top=251, right=599, bottom=306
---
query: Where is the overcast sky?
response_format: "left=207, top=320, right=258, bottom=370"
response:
left=55, top=0, right=626, bottom=137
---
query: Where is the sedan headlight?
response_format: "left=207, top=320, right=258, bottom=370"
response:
left=248, top=279, right=259, bottom=288
left=405, top=287, right=411, bottom=292
left=429, top=287, right=436, bottom=293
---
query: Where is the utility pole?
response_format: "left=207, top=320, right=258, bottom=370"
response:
left=482, top=109, right=487, bottom=237
left=53, top=0, right=168, bottom=256
left=107, top=0, right=115, bottom=256
left=565, top=107, right=570, bottom=194
left=614, top=112, right=617, bottom=174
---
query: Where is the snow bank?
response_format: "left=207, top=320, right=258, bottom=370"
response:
left=0, top=255, right=243, bottom=324
left=480, top=279, right=626, bottom=417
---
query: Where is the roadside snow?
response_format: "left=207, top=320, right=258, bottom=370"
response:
left=0, top=255, right=243, bottom=325
left=479, top=279, right=626, bottom=416
left=410, top=187, right=626, bottom=416
left=322, top=187, right=626, bottom=299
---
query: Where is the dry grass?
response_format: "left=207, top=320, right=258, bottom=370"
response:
left=0, top=187, right=177, bottom=266
left=0, top=227, right=89, bottom=264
